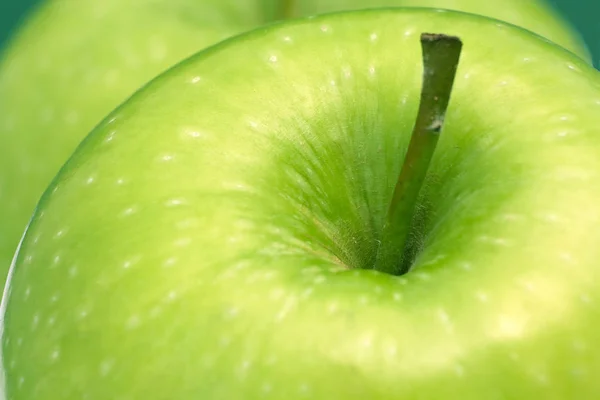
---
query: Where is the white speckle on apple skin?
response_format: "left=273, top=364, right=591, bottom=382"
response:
left=120, top=206, right=138, bottom=217
left=538, top=212, right=563, bottom=223
left=358, top=295, right=369, bottom=305
left=148, top=36, right=167, bottom=62
left=327, top=301, right=338, bottom=315
left=552, top=165, right=596, bottom=182
left=496, top=314, right=527, bottom=340
left=160, top=153, right=174, bottom=162
left=50, top=348, right=60, bottom=362
left=148, top=306, right=162, bottom=319
left=342, top=66, right=352, bottom=79
left=2, top=115, right=15, bottom=132
left=225, top=307, right=239, bottom=320
left=269, top=55, right=278, bottom=63
left=572, top=339, right=587, bottom=352
left=173, top=237, right=192, bottom=247
left=175, top=217, right=199, bottom=230
left=191, top=76, right=201, bottom=84
left=437, top=308, right=453, bottom=333
left=31, top=314, right=39, bottom=331
left=282, top=36, right=292, bottom=43
left=40, top=107, right=55, bottom=123
left=64, top=110, right=80, bottom=126
left=535, top=372, right=549, bottom=386
left=459, top=261, right=473, bottom=272
left=579, top=294, right=591, bottom=304
left=104, top=69, right=120, bottom=86
left=166, top=290, right=178, bottom=303
left=320, top=25, right=331, bottom=33
left=269, top=288, right=285, bottom=300
left=475, top=291, right=489, bottom=303
left=414, top=272, right=431, bottom=281
left=219, top=336, right=232, bottom=349
left=500, top=213, right=524, bottom=221
left=454, top=364, right=465, bottom=377
left=361, top=333, right=374, bottom=349
left=99, top=359, right=114, bottom=377
left=385, top=342, right=398, bottom=359
left=299, top=383, right=311, bottom=393
left=517, top=279, right=536, bottom=293
left=165, top=198, right=187, bottom=207
left=275, top=297, right=297, bottom=322
left=53, top=229, right=66, bottom=239
left=126, top=315, right=141, bottom=330
left=184, top=130, right=203, bottom=139
left=477, top=235, right=512, bottom=247
left=264, top=354, right=278, bottom=367
left=370, top=32, right=378, bottom=42
left=201, top=354, right=215, bottom=368
left=558, top=252, right=576, bottom=264
left=104, top=130, right=116, bottom=143
left=263, top=271, right=276, bottom=281
left=262, top=382, right=273, bottom=393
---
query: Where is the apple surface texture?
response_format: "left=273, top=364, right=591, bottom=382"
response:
left=1, top=8, right=599, bottom=400
left=0, top=0, right=591, bottom=293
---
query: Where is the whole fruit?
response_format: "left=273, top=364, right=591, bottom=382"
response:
left=0, top=0, right=590, bottom=287
left=2, top=8, right=599, bottom=400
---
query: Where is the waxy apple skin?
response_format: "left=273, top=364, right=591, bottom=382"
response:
left=0, top=0, right=591, bottom=290
left=2, top=9, right=599, bottom=400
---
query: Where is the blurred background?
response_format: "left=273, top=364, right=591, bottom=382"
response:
left=0, top=0, right=598, bottom=67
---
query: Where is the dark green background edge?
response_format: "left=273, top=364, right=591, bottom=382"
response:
left=0, top=0, right=598, bottom=67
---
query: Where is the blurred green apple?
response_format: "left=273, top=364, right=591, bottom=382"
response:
left=0, top=0, right=591, bottom=287
left=2, top=7, right=599, bottom=400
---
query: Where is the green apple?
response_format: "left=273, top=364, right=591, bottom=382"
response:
left=2, top=7, right=600, bottom=399
left=0, top=0, right=591, bottom=290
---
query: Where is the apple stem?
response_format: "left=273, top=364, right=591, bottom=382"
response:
left=374, top=33, right=462, bottom=276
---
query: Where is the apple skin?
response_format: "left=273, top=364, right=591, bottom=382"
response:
left=2, top=8, right=600, bottom=400
left=0, top=0, right=591, bottom=290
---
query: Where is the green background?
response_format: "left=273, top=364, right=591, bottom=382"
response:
left=0, top=0, right=598, bottom=67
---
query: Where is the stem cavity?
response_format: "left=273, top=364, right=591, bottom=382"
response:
left=374, top=33, right=463, bottom=275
